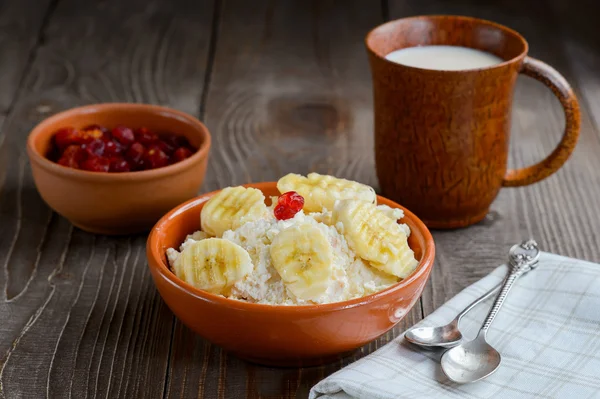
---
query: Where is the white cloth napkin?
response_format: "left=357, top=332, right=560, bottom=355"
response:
left=310, top=252, right=600, bottom=399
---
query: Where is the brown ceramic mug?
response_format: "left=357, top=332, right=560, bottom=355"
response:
left=366, top=15, right=580, bottom=228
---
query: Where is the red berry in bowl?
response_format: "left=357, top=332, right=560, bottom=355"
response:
left=126, top=142, right=146, bottom=169
left=156, top=134, right=178, bottom=154
left=82, top=138, right=105, bottom=156
left=62, top=145, right=86, bottom=163
left=83, top=124, right=109, bottom=135
left=109, top=157, right=130, bottom=172
left=112, top=125, right=135, bottom=146
left=143, top=146, right=169, bottom=169
left=58, top=155, right=80, bottom=169
left=160, top=133, right=187, bottom=148
left=274, top=191, right=305, bottom=220
left=104, top=140, right=122, bottom=156
left=135, top=127, right=158, bottom=145
left=54, top=128, right=80, bottom=150
left=172, top=147, right=193, bottom=163
left=81, top=155, right=110, bottom=172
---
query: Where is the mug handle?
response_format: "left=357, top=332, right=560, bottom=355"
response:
left=502, top=56, right=581, bottom=187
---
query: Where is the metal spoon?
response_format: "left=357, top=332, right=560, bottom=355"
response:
left=441, top=240, right=540, bottom=383
left=404, top=283, right=501, bottom=348
left=405, top=248, right=537, bottom=349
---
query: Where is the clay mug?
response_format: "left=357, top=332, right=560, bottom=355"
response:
left=366, top=15, right=580, bottom=228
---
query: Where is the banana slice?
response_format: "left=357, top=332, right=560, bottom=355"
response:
left=270, top=224, right=335, bottom=301
left=201, top=186, right=269, bottom=237
left=173, top=238, right=253, bottom=295
left=332, top=200, right=418, bottom=278
left=277, top=172, right=376, bottom=213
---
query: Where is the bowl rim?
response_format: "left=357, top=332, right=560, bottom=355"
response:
left=26, top=103, right=211, bottom=182
left=147, top=181, right=435, bottom=313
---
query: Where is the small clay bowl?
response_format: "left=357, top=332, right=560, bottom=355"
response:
left=27, top=103, right=211, bottom=235
left=147, top=182, right=435, bottom=367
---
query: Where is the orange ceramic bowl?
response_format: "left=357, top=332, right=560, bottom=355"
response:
left=26, top=103, right=211, bottom=235
left=147, top=182, right=435, bottom=367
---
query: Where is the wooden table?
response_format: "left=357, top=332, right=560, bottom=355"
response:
left=1, top=0, right=599, bottom=397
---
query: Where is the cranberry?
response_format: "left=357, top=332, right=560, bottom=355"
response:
left=58, top=155, right=79, bottom=169
left=143, top=146, right=169, bottom=169
left=112, top=125, right=135, bottom=146
left=104, top=140, right=122, bottom=156
left=160, top=133, right=187, bottom=147
left=172, top=147, right=193, bottom=163
left=83, top=124, right=109, bottom=134
left=125, top=142, right=145, bottom=169
left=156, top=138, right=176, bottom=155
left=81, top=155, right=110, bottom=172
left=109, top=157, right=130, bottom=172
left=135, top=127, right=158, bottom=145
left=62, top=145, right=86, bottom=163
left=79, top=128, right=103, bottom=144
left=274, top=191, right=305, bottom=220
left=82, top=139, right=105, bottom=156
left=54, top=128, right=80, bottom=150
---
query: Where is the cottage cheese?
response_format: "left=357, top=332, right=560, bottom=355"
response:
left=167, top=204, right=409, bottom=305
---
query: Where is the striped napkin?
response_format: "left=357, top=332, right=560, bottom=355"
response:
left=310, top=252, right=600, bottom=399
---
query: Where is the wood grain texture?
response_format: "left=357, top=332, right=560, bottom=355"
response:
left=388, top=0, right=600, bottom=315
left=1, top=0, right=600, bottom=398
left=0, top=0, right=54, bottom=113
left=0, top=0, right=215, bottom=397
left=164, top=1, right=423, bottom=398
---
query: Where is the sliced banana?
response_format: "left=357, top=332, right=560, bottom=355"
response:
left=277, top=172, right=376, bottom=213
left=173, top=238, right=253, bottom=295
left=201, top=186, right=269, bottom=237
left=270, top=224, right=334, bottom=301
left=332, top=200, right=418, bottom=278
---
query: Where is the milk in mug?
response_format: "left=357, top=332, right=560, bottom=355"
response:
left=385, top=45, right=503, bottom=70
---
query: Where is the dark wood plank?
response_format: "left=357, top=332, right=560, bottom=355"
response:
left=0, top=0, right=54, bottom=113
left=388, top=0, right=600, bottom=316
left=164, top=1, right=423, bottom=398
left=0, top=0, right=215, bottom=397
left=0, top=0, right=54, bottom=232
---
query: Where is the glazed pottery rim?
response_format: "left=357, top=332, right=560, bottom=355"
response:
left=365, top=14, right=530, bottom=73
left=26, top=103, right=212, bottom=182
left=147, top=181, right=436, bottom=313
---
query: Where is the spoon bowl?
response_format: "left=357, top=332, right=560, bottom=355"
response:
left=405, top=321, right=462, bottom=348
left=441, top=334, right=501, bottom=383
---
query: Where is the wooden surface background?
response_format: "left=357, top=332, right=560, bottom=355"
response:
left=1, top=0, right=599, bottom=397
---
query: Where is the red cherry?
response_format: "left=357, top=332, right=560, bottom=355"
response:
left=143, top=146, right=169, bottom=169
left=109, top=157, right=130, bottom=172
left=112, top=125, right=135, bottom=146
left=54, top=127, right=80, bottom=150
left=81, top=139, right=105, bottom=156
left=172, top=147, right=193, bottom=163
left=125, top=142, right=145, bottom=169
left=274, top=191, right=305, bottom=220
left=81, top=155, right=110, bottom=172
left=104, top=140, right=122, bottom=156
left=135, top=127, right=158, bottom=145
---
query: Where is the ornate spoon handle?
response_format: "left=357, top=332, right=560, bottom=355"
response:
left=479, top=240, right=540, bottom=336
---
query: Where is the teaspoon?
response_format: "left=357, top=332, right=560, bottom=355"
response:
left=405, top=251, right=537, bottom=349
left=404, top=283, right=501, bottom=348
left=440, top=240, right=540, bottom=383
